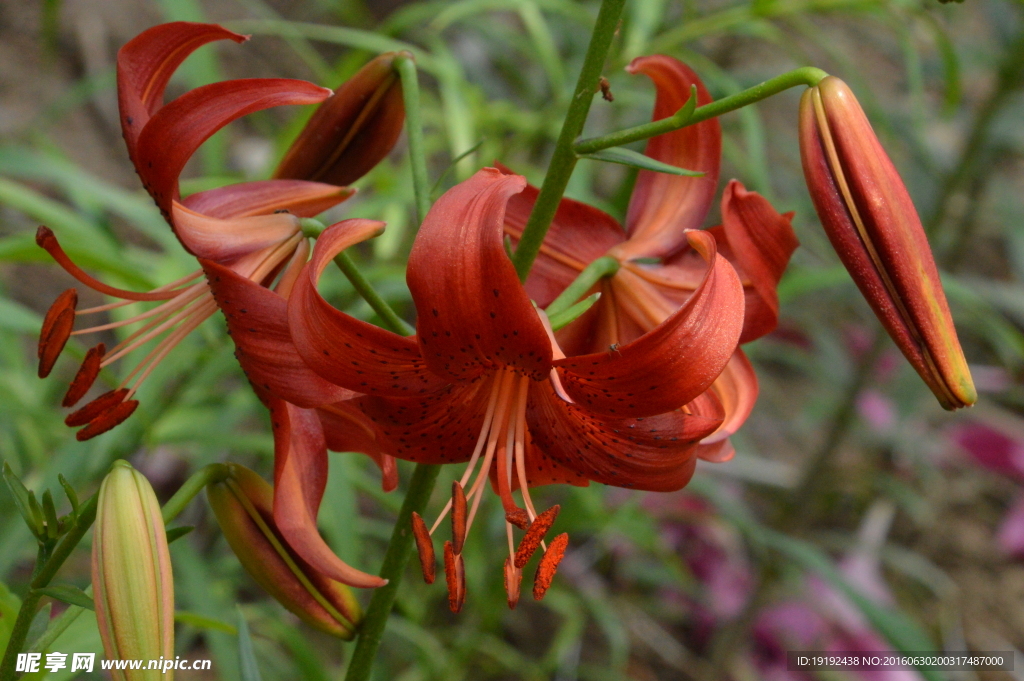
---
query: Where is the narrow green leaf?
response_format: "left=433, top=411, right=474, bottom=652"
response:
left=166, top=526, right=195, bottom=544
left=25, top=602, right=52, bottom=652
left=237, top=606, right=264, bottom=681
left=0, top=580, right=22, bottom=654
left=0, top=298, right=41, bottom=333
left=58, top=474, right=79, bottom=514
left=175, top=610, right=238, bottom=635
left=4, top=463, right=45, bottom=538
left=578, top=147, right=704, bottom=176
left=41, top=490, right=60, bottom=540
left=550, top=292, right=601, bottom=331
left=36, top=585, right=95, bottom=611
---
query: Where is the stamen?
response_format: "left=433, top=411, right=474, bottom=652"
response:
left=505, top=509, right=531, bottom=530
left=451, top=481, right=467, bottom=554
left=76, top=398, right=139, bottom=441
left=73, top=283, right=207, bottom=335
left=514, top=505, right=560, bottom=569
left=101, top=293, right=209, bottom=367
left=411, top=512, right=435, bottom=584
left=36, top=227, right=182, bottom=301
left=40, top=289, right=78, bottom=341
left=504, top=557, right=522, bottom=610
left=511, top=377, right=537, bottom=521
left=533, top=533, right=568, bottom=601
left=38, top=307, right=75, bottom=379
left=76, top=270, right=205, bottom=314
left=63, top=343, right=105, bottom=407
left=443, top=541, right=465, bottom=613
left=122, top=300, right=218, bottom=398
left=65, top=388, right=129, bottom=426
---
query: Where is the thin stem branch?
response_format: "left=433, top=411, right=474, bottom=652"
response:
left=574, top=66, right=828, bottom=155
left=343, top=462, right=442, bottom=681
left=395, top=54, right=430, bottom=227
left=545, top=255, right=619, bottom=317
left=162, top=464, right=229, bottom=524
left=510, top=0, right=628, bottom=281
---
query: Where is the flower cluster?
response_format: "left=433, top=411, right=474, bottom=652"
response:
left=37, top=22, right=974, bottom=623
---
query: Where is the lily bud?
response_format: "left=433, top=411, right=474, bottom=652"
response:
left=274, top=52, right=407, bottom=187
left=799, top=76, right=976, bottom=410
left=206, top=464, right=361, bottom=639
left=92, top=461, right=174, bottom=680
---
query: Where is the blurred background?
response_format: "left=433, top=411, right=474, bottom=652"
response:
left=1, top=0, right=1023, bottom=679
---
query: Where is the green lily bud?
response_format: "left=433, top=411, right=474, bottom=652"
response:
left=274, top=52, right=407, bottom=187
left=799, top=76, right=976, bottom=410
left=206, top=464, right=361, bottom=639
left=92, top=460, right=174, bottom=680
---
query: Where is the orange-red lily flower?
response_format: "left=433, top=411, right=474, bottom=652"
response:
left=799, top=76, right=975, bottom=409
left=504, top=55, right=800, bottom=460
left=36, top=22, right=404, bottom=440
left=287, top=168, right=745, bottom=609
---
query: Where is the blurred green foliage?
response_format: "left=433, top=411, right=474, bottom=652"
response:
left=2, top=0, right=1024, bottom=679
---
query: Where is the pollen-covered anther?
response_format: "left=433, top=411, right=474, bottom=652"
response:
left=65, top=388, right=130, bottom=427
left=443, top=540, right=465, bottom=613
left=505, top=508, right=531, bottom=530
left=451, top=481, right=467, bottom=554
left=532, top=532, right=568, bottom=601
left=63, top=343, right=106, bottom=407
left=38, top=289, right=78, bottom=378
left=411, top=511, right=435, bottom=584
left=504, top=556, right=522, bottom=610
left=76, top=399, right=139, bottom=441
left=513, top=504, right=560, bottom=569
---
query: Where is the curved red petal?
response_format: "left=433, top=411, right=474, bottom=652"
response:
left=621, top=56, right=721, bottom=259
left=275, top=52, right=406, bottom=186
left=289, top=220, right=444, bottom=397
left=316, top=401, right=398, bottom=493
left=201, top=258, right=353, bottom=408
left=183, top=180, right=354, bottom=219
left=701, top=348, right=758, bottom=446
left=555, top=230, right=744, bottom=418
left=117, top=22, right=246, bottom=159
left=271, top=399, right=386, bottom=588
left=526, top=380, right=722, bottom=492
left=355, top=377, right=493, bottom=465
left=170, top=202, right=300, bottom=261
left=500, top=164, right=625, bottom=307
left=718, top=181, right=799, bottom=343
left=135, top=78, right=332, bottom=218
left=408, top=168, right=552, bottom=381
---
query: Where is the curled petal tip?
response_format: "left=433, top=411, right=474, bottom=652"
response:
left=799, top=76, right=975, bottom=409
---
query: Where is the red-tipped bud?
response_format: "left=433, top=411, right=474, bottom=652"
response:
left=38, top=288, right=77, bottom=378
left=274, top=52, right=407, bottom=186
left=206, top=464, right=362, bottom=639
left=411, top=511, right=436, bottom=584
left=533, top=532, right=568, bottom=601
left=799, top=76, right=976, bottom=410
left=63, top=343, right=106, bottom=407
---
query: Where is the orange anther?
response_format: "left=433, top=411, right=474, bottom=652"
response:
left=443, top=540, right=465, bottom=613
left=411, top=511, right=435, bottom=584
left=513, top=504, right=560, bottom=569
left=38, top=290, right=78, bottom=378
left=532, top=532, right=568, bottom=601
left=451, top=480, right=467, bottom=554
left=65, top=388, right=129, bottom=427
left=505, top=508, right=531, bottom=530
left=504, top=556, right=522, bottom=610
left=76, top=399, right=139, bottom=441
left=63, top=343, right=105, bottom=407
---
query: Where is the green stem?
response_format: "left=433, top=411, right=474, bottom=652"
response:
left=0, top=494, right=98, bottom=681
left=545, top=255, right=620, bottom=317
left=574, top=66, right=829, bottom=155
left=344, top=462, right=442, bottom=681
left=162, top=464, right=229, bottom=524
left=394, top=54, right=430, bottom=227
left=510, top=0, right=628, bottom=281
left=300, top=219, right=415, bottom=336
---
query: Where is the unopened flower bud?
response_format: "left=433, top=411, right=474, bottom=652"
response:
left=799, top=76, right=976, bottom=409
left=274, top=52, right=407, bottom=187
left=206, top=463, right=361, bottom=639
left=92, top=460, right=174, bottom=680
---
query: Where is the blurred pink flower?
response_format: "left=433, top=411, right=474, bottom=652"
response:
left=948, top=421, right=1024, bottom=483
left=857, top=390, right=897, bottom=432
left=997, top=494, right=1024, bottom=558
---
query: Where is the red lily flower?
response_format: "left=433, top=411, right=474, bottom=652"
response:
left=36, top=22, right=403, bottom=440
left=503, top=55, right=800, bottom=461
left=287, top=168, right=745, bottom=609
